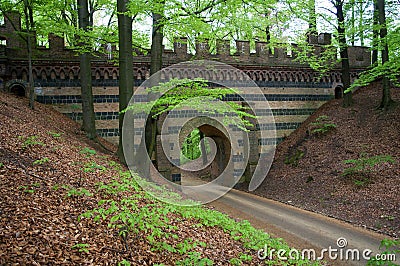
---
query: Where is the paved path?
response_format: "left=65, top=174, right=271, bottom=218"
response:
left=206, top=189, right=397, bottom=266
left=179, top=163, right=398, bottom=266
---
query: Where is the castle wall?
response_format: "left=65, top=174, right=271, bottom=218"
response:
left=0, top=11, right=371, bottom=184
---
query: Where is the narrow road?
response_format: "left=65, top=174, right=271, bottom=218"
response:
left=180, top=164, right=398, bottom=266
left=206, top=189, right=397, bottom=266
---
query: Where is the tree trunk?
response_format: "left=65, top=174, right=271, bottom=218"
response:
left=350, top=0, right=355, bottom=46
left=150, top=9, right=164, bottom=76
left=265, top=9, right=272, bottom=54
left=358, top=1, right=365, bottom=46
left=23, top=0, right=35, bottom=109
left=78, top=0, right=96, bottom=139
left=199, top=131, right=208, bottom=166
left=372, top=0, right=379, bottom=65
left=117, top=0, right=134, bottom=163
left=335, top=0, right=352, bottom=107
left=377, top=0, right=393, bottom=110
left=146, top=1, right=165, bottom=164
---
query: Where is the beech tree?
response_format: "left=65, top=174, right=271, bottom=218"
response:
left=372, top=0, right=379, bottom=65
left=345, top=0, right=398, bottom=110
left=332, top=0, right=352, bottom=107
left=116, top=0, right=133, bottom=162
left=22, top=0, right=35, bottom=109
left=377, top=0, right=393, bottom=110
left=77, top=0, right=97, bottom=139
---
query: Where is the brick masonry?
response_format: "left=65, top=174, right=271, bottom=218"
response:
left=0, top=11, right=371, bottom=183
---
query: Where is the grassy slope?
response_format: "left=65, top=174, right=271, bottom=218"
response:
left=0, top=92, right=314, bottom=265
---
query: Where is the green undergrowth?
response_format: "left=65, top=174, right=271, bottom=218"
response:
left=13, top=133, right=317, bottom=264
left=78, top=168, right=317, bottom=265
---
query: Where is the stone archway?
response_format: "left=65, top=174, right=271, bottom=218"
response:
left=335, top=85, right=343, bottom=99
left=197, top=124, right=231, bottom=178
left=169, top=117, right=233, bottom=184
left=6, top=80, right=27, bottom=97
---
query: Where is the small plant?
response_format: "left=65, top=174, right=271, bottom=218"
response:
left=18, top=183, right=40, bottom=193
left=79, top=171, right=314, bottom=266
left=284, top=149, right=304, bottom=167
left=48, top=131, right=63, bottom=138
left=80, top=147, right=96, bottom=157
left=19, top=135, right=45, bottom=150
left=381, top=215, right=395, bottom=221
left=353, top=178, right=370, bottom=187
left=387, top=216, right=395, bottom=221
left=309, top=115, right=337, bottom=135
left=108, top=160, right=122, bottom=170
left=239, top=253, right=252, bottom=262
left=18, top=185, right=35, bottom=193
left=33, top=157, right=50, bottom=166
left=0, top=162, right=3, bottom=168
left=71, top=243, right=90, bottom=253
left=66, top=187, right=92, bottom=197
left=83, top=161, right=106, bottom=173
left=118, top=260, right=131, bottom=266
left=367, top=239, right=399, bottom=265
left=176, top=252, right=213, bottom=266
left=229, top=258, right=243, bottom=265
left=342, top=154, right=395, bottom=182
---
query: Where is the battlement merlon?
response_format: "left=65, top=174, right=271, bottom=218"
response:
left=167, top=36, right=370, bottom=68
left=0, top=11, right=371, bottom=68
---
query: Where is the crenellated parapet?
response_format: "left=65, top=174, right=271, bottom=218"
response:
left=0, top=11, right=371, bottom=73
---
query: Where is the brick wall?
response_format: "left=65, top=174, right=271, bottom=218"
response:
left=0, top=11, right=372, bottom=184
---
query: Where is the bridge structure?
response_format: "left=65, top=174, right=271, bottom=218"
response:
left=0, top=11, right=371, bottom=184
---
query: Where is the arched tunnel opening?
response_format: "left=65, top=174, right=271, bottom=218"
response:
left=9, top=84, right=26, bottom=97
left=335, top=85, right=343, bottom=99
left=179, top=124, right=232, bottom=184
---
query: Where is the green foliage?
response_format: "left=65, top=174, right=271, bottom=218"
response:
left=19, top=135, right=45, bottom=149
left=159, top=0, right=283, bottom=53
left=18, top=182, right=40, bottom=193
left=239, top=253, right=252, bottom=262
left=83, top=161, right=106, bottom=173
left=176, top=252, right=213, bottom=266
left=367, top=239, right=399, bottom=266
left=71, top=243, right=90, bottom=253
left=293, top=40, right=339, bottom=77
left=181, top=129, right=210, bottom=163
left=80, top=147, right=97, bottom=157
left=33, top=157, right=50, bottom=165
left=123, top=78, right=256, bottom=131
left=118, top=260, right=131, bottom=266
left=284, top=149, right=304, bottom=167
left=66, top=187, right=93, bottom=198
left=182, top=129, right=202, bottom=161
left=229, top=257, right=242, bottom=265
left=108, top=160, right=122, bottom=171
left=79, top=170, right=314, bottom=265
left=310, top=115, right=337, bottom=135
left=342, top=153, right=395, bottom=186
left=0, top=162, right=3, bottom=168
left=345, top=18, right=400, bottom=94
left=48, top=131, right=63, bottom=138
left=346, top=60, right=400, bottom=93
